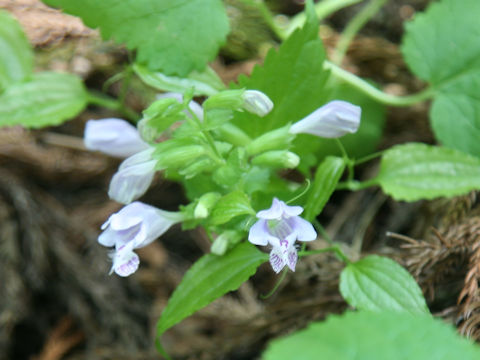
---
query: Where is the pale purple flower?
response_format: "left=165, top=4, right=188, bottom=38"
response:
left=289, top=100, right=361, bottom=138
left=98, top=201, right=184, bottom=276
left=248, top=198, right=317, bottom=273
left=108, top=147, right=157, bottom=204
left=84, top=118, right=149, bottom=158
left=157, top=92, right=204, bottom=121
left=242, top=90, right=273, bottom=117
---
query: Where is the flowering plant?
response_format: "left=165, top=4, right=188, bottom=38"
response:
left=2, top=0, right=480, bottom=358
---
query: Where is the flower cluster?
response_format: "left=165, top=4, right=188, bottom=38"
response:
left=84, top=90, right=361, bottom=275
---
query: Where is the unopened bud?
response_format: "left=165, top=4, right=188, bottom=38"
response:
left=246, top=125, right=294, bottom=155
left=194, top=192, right=222, bottom=218
left=242, top=90, right=273, bottom=117
left=211, top=230, right=244, bottom=255
left=203, top=90, right=245, bottom=111
left=251, top=150, right=300, bottom=169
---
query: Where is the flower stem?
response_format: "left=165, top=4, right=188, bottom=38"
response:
left=298, top=246, right=350, bottom=264
left=332, top=0, right=388, bottom=65
left=187, top=108, right=224, bottom=163
left=354, top=150, right=384, bottom=165
left=284, top=0, right=363, bottom=38
left=87, top=91, right=139, bottom=122
left=311, top=220, right=351, bottom=264
left=260, top=268, right=289, bottom=299
left=324, top=61, right=435, bottom=106
left=336, top=179, right=376, bottom=191
left=335, top=138, right=354, bottom=181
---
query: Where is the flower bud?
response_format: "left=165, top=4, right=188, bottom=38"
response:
left=242, top=90, right=273, bottom=117
left=251, top=150, right=300, bottom=169
left=84, top=118, right=149, bottom=158
left=194, top=192, right=221, bottom=219
left=245, top=125, right=294, bottom=156
left=203, top=90, right=245, bottom=111
left=289, top=100, right=361, bottom=138
left=211, top=230, right=243, bottom=256
left=108, top=148, right=157, bottom=204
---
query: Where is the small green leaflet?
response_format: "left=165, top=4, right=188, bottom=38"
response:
left=43, top=0, right=229, bottom=76
left=231, top=0, right=330, bottom=141
left=340, top=255, right=429, bottom=315
left=372, top=143, right=480, bottom=201
left=263, top=311, right=480, bottom=360
left=401, top=0, right=480, bottom=156
left=209, top=190, right=255, bottom=225
left=0, top=72, right=87, bottom=128
left=157, top=242, right=267, bottom=340
left=303, top=156, right=345, bottom=222
left=133, top=63, right=225, bottom=96
left=0, top=10, right=33, bottom=91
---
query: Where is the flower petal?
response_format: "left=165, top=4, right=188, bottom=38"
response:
left=84, top=118, right=149, bottom=158
left=108, top=158, right=156, bottom=204
left=286, top=247, right=298, bottom=272
left=256, top=198, right=284, bottom=219
left=248, top=219, right=277, bottom=246
left=111, top=246, right=140, bottom=277
left=289, top=217, right=317, bottom=241
left=289, top=100, right=361, bottom=138
left=269, top=246, right=286, bottom=273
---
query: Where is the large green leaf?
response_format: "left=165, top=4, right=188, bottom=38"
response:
left=263, top=311, right=480, bottom=360
left=303, top=156, right=345, bottom=222
left=157, top=242, right=267, bottom=338
left=0, top=72, right=87, bottom=128
left=401, top=0, right=480, bottom=156
left=0, top=10, right=33, bottom=91
left=43, top=0, right=229, bottom=76
left=340, top=255, right=429, bottom=315
left=372, top=143, right=480, bottom=201
left=231, top=1, right=330, bottom=140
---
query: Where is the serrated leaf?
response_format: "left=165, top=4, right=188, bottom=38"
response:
left=157, top=242, right=267, bottom=338
left=133, top=63, right=225, bottom=96
left=372, top=143, right=480, bottom=201
left=0, top=10, right=33, bottom=91
left=231, top=1, right=330, bottom=140
left=209, top=190, right=255, bottom=225
left=263, top=311, right=480, bottom=360
left=340, top=255, right=429, bottom=315
left=0, top=72, right=87, bottom=128
left=303, top=156, right=345, bottom=221
left=401, top=0, right=480, bottom=156
left=44, top=0, right=229, bottom=76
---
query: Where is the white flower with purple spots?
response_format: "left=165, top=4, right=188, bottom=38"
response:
left=248, top=198, right=317, bottom=273
left=289, top=100, right=361, bottom=138
left=98, top=201, right=184, bottom=277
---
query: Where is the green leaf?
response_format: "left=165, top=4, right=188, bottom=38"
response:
left=372, top=143, right=480, bottom=201
left=209, top=190, right=255, bottom=225
left=263, top=311, right=480, bottom=360
left=401, top=0, right=480, bottom=156
left=303, top=156, right=345, bottom=221
left=231, top=0, right=330, bottom=139
left=133, top=63, right=225, bottom=96
left=44, top=0, right=229, bottom=76
left=0, top=72, right=87, bottom=128
left=0, top=11, right=33, bottom=91
left=340, top=255, right=429, bottom=315
left=157, top=242, right=267, bottom=338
